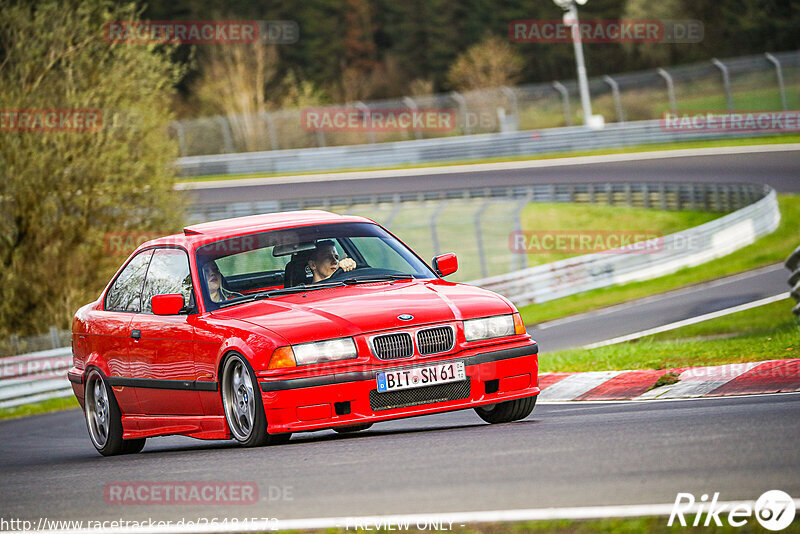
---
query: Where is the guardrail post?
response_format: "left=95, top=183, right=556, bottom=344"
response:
left=403, top=97, right=423, bottom=139
left=657, top=68, right=678, bottom=115
left=215, top=116, right=235, bottom=153
left=450, top=91, right=470, bottom=135
left=384, top=195, right=402, bottom=228
left=474, top=200, right=491, bottom=278
left=552, top=82, right=572, bottom=127
left=602, top=75, right=625, bottom=123
left=430, top=201, right=447, bottom=257
left=765, top=53, right=789, bottom=111
left=355, top=101, right=376, bottom=144
left=315, top=127, right=326, bottom=147
left=260, top=111, right=280, bottom=150
left=589, top=183, right=596, bottom=204
left=606, top=183, right=613, bottom=205
left=642, top=183, right=650, bottom=208
left=711, top=58, right=734, bottom=113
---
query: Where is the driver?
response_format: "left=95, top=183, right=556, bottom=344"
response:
left=308, top=240, right=356, bottom=283
left=202, top=261, right=242, bottom=302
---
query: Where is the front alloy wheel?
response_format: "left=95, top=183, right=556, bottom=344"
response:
left=221, top=354, right=290, bottom=447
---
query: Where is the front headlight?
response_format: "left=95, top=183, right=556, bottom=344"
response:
left=292, top=337, right=358, bottom=365
left=464, top=315, right=515, bottom=341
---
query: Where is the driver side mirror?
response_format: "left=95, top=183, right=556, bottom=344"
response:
left=432, top=253, right=458, bottom=277
left=151, top=294, right=185, bottom=315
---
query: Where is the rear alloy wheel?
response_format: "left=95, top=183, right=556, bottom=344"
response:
left=85, top=369, right=144, bottom=456
left=333, top=423, right=373, bottom=434
left=474, top=395, right=537, bottom=424
left=222, top=353, right=290, bottom=447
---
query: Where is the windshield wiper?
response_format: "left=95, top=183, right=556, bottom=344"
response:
left=252, top=281, right=345, bottom=300
left=340, top=274, right=414, bottom=285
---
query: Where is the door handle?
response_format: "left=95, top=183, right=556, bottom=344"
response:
left=131, top=330, right=141, bottom=340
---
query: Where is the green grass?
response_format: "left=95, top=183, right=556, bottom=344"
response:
left=0, top=395, right=79, bottom=421
left=520, top=194, right=800, bottom=325
left=539, top=298, right=798, bottom=373
left=178, top=134, right=800, bottom=183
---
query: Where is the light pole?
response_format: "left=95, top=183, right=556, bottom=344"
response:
left=553, top=0, right=602, bottom=128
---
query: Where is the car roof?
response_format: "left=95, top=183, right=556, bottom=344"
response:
left=138, top=210, right=376, bottom=250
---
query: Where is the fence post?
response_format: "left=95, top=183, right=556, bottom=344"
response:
left=430, top=201, right=447, bottom=257
left=450, top=91, right=470, bottom=135
left=402, top=97, right=423, bottom=140
left=602, top=75, right=625, bottom=123
left=171, top=122, right=187, bottom=157
left=552, top=81, right=572, bottom=126
left=215, top=116, right=235, bottom=153
left=765, top=53, right=788, bottom=111
left=355, top=101, right=376, bottom=144
left=49, top=326, right=60, bottom=349
left=261, top=111, right=280, bottom=150
left=513, top=194, right=532, bottom=271
left=501, top=86, right=520, bottom=131
left=657, top=68, right=678, bottom=115
left=474, top=200, right=491, bottom=278
left=711, top=58, right=734, bottom=113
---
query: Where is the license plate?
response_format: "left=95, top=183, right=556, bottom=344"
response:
left=376, top=361, right=466, bottom=393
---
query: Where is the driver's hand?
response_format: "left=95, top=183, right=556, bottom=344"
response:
left=340, top=258, right=356, bottom=272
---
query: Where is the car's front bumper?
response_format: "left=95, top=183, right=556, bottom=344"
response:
left=257, top=341, right=539, bottom=433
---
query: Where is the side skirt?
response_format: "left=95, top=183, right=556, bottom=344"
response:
left=121, top=415, right=229, bottom=440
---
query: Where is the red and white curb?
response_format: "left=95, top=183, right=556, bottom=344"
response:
left=537, top=359, right=800, bottom=402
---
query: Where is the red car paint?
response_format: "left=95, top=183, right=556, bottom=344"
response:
left=69, top=211, right=539, bottom=445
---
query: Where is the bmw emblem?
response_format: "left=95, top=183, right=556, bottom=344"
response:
left=398, top=314, right=414, bottom=321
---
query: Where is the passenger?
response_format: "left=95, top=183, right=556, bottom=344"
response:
left=202, top=261, right=242, bottom=302
left=308, top=240, right=356, bottom=283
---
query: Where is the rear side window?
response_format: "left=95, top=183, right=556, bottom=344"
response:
left=105, top=250, right=153, bottom=312
left=141, top=249, right=193, bottom=314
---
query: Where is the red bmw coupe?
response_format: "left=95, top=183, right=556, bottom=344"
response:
left=69, top=211, right=540, bottom=456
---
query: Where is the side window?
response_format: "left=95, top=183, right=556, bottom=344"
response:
left=141, top=249, right=193, bottom=314
left=105, top=250, right=153, bottom=312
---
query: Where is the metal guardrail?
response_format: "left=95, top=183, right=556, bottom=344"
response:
left=787, top=245, right=800, bottom=316
left=0, top=347, right=73, bottom=409
left=177, top=118, right=794, bottom=177
left=468, top=185, right=779, bottom=307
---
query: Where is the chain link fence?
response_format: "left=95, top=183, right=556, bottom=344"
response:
left=171, top=50, right=799, bottom=157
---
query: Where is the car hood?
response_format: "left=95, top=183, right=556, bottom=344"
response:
left=211, top=280, right=513, bottom=345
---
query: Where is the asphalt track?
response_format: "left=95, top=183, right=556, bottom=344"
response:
left=1, top=148, right=798, bottom=527
left=184, top=148, right=800, bottom=206
left=533, top=263, right=790, bottom=352
left=1, top=394, right=799, bottom=524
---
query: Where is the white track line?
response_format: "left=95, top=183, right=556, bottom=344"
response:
left=176, top=143, right=800, bottom=189
left=16, top=500, right=800, bottom=534
left=583, top=293, right=790, bottom=349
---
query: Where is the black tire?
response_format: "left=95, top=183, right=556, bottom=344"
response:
left=84, top=369, right=126, bottom=456
left=121, top=438, right=147, bottom=454
left=221, top=353, right=290, bottom=447
left=474, top=395, right=537, bottom=424
left=333, top=423, right=373, bottom=434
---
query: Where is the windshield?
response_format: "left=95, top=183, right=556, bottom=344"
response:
left=195, top=222, right=435, bottom=310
